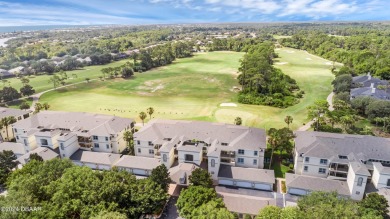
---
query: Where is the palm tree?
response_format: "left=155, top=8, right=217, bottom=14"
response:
left=42, top=102, right=50, bottom=110
left=139, top=112, right=147, bottom=126
left=284, top=115, right=293, bottom=128
left=123, top=130, right=134, bottom=155
left=268, top=128, right=280, bottom=169
left=234, top=117, right=242, bottom=125
left=0, top=116, right=17, bottom=141
left=147, top=107, right=155, bottom=120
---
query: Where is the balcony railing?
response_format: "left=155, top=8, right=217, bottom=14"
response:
left=221, top=151, right=235, bottom=158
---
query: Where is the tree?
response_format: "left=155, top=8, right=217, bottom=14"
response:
left=42, top=102, right=50, bottom=110
left=149, top=164, right=171, bottom=192
left=29, top=153, right=43, bottom=162
left=85, top=77, right=90, bottom=83
left=34, top=102, right=43, bottom=113
left=20, top=84, right=35, bottom=96
left=0, top=150, right=18, bottom=185
left=284, top=115, right=293, bottom=128
left=0, top=116, right=17, bottom=141
left=177, top=186, right=220, bottom=219
left=359, top=193, right=389, bottom=218
left=257, top=206, right=281, bottom=219
left=268, top=127, right=295, bottom=169
left=280, top=207, right=299, bottom=219
left=297, top=191, right=360, bottom=219
left=191, top=200, right=235, bottom=219
left=234, top=117, right=242, bottom=125
left=139, top=111, right=147, bottom=126
left=20, top=77, right=30, bottom=86
left=91, top=211, right=128, bottom=219
left=307, top=100, right=329, bottom=130
left=123, top=130, right=134, bottom=155
left=188, top=168, right=213, bottom=188
left=147, top=107, right=154, bottom=120
left=19, top=101, right=30, bottom=110
left=1, top=86, right=21, bottom=102
left=48, top=75, right=62, bottom=89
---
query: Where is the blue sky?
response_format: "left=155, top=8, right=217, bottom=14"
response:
left=0, top=0, right=389, bottom=26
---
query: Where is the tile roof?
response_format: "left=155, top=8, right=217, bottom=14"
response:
left=13, top=111, right=134, bottom=136
left=285, top=173, right=350, bottom=196
left=0, top=107, right=31, bottom=119
left=134, top=119, right=266, bottom=151
left=115, top=155, right=160, bottom=170
left=17, top=147, right=59, bottom=165
left=70, top=150, right=121, bottom=166
left=0, top=142, right=25, bottom=155
left=221, top=193, right=276, bottom=215
left=169, top=163, right=198, bottom=185
left=218, top=164, right=275, bottom=184
left=373, top=162, right=390, bottom=175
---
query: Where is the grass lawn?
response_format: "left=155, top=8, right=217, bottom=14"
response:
left=3, top=59, right=129, bottom=93
left=38, top=48, right=337, bottom=129
left=271, top=162, right=291, bottom=178
left=7, top=97, right=33, bottom=109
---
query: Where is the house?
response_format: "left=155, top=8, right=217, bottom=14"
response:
left=352, top=73, right=388, bottom=88
left=0, top=142, right=26, bottom=158
left=70, top=149, right=121, bottom=170
left=350, top=84, right=390, bottom=100
left=0, top=69, right=14, bottom=78
left=134, top=119, right=271, bottom=190
left=0, top=107, right=32, bottom=141
left=293, top=131, right=390, bottom=200
left=16, top=146, right=59, bottom=166
left=12, top=111, right=134, bottom=156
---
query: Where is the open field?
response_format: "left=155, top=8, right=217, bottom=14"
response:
left=39, top=49, right=337, bottom=129
left=3, top=59, right=129, bottom=93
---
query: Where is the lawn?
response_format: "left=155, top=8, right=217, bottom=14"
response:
left=38, top=48, right=337, bottom=129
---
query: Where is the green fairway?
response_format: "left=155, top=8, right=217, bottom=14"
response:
left=39, top=49, right=336, bottom=130
left=4, top=60, right=129, bottom=93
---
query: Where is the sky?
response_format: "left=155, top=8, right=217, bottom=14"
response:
left=0, top=0, right=389, bottom=26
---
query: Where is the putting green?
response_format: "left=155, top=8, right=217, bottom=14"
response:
left=39, top=49, right=337, bottom=130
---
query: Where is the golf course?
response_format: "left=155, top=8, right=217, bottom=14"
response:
left=37, top=48, right=336, bottom=130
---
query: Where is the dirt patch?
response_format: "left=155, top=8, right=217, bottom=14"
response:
left=230, top=86, right=241, bottom=92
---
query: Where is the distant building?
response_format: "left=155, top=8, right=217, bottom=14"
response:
left=0, top=107, right=32, bottom=141
left=351, top=73, right=390, bottom=100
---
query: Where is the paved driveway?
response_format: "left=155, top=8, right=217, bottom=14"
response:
left=160, top=196, right=183, bottom=219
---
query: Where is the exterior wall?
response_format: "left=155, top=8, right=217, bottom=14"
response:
left=161, top=149, right=175, bottom=168
left=91, top=135, right=114, bottom=153
left=294, top=151, right=304, bottom=175
left=117, top=167, right=151, bottom=176
left=134, top=140, right=154, bottom=158
left=58, top=136, right=80, bottom=158
left=300, top=156, right=329, bottom=178
left=35, top=134, right=60, bottom=149
left=208, top=156, right=220, bottom=180
left=347, top=167, right=367, bottom=201
left=178, top=150, right=202, bottom=165
left=235, top=149, right=262, bottom=169
left=372, top=163, right=390, bottom=189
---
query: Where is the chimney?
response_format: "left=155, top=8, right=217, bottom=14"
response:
left=370, top=83, right=375, bottom=89
left=368, top=72, right=371, bottom=80
left=372, top=88, right=376, bottom=94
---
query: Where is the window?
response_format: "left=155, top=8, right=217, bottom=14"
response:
left=93, top=136, right=98, bottom=140
left=40, top=139, right=48, bottom=146
left=221, top=143, right=228, bottom=146
left=387, top=179, right=390, bottom=187
left=357, top=177, right=363, bottom=186
left=94, top=143, right=99, bottom=148
left=138, top=148, right=141, bottom=153
left=211, top=159, right=215, bottom=167
left=62, top=154, right=65, bottom=157
left=304, top=166, right=308, bottom=172
left=149, top=149, right=154, bottom=155
left=137, top=140, right=140, bottom=145
left=338, top=155, right=348, bottom=159
left=105, top=137, right=109, bottom=141
left=16, top=136, right=19, bottom=140
left=14, top=129, right=17, bottom=133
left=148, top=141, right=153, bottom=146
left=305, top=157, right=310, bottom=162
left=23, top=139, right=28, bottom=146
left=320, top=159, right=328, bottom=165
left=318, top=168, right=326, bottom=174
left=185, top=154, right=194, bottom=162
left=253, top=159, right=257, bottom=165
left=237, top=158, right=244, bottom=164
left=60, top=143, right=64, bottom=150
left=106, top=144, right=110, bottom=149
left=238, top=149, right=245, bottom=155
left=356, top=191, right=360, bottom=195
left=163, top=154, right=167, bottom=162
left=254, top=151, right=258, bottom=156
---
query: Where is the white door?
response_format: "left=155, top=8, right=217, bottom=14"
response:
left=254, top=183, right=272, bottom=191
left=289, top=188, right=308, bottom=196
left=219, top=179, right=234, bottom=186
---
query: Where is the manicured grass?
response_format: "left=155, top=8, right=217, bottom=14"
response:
left=272, top=162, right=291, bottom=178
left=7, top=97, right=33, bottom=109
left=38, top=48, right=337, bottom=129
left=4, top=60, right=129, bottom=93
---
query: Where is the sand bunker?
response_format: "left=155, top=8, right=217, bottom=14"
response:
left=275, top=62, right=288, bottom=65
left=220, top=103, right=238, bottom=107
left=151, top=84, right=164, bottom=92
left=285, top=50, right=295, bottom=54
left=306, top=58, right=312, bottom=60
left=325, top=62, right=333, bottom=65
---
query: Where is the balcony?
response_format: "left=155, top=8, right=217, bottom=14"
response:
left=221, top=151, right=235, bottom=159
left=329, top=163, right=349, bottom=173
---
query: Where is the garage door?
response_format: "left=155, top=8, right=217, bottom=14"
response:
left=236, top=181, right=252, bottom=188
left=85, top=163, right=97, bottom=169
left=219, top=179, right=234, bottom=186
left=133, top=169, right=148, bottom=176
left=99, top=165, right=111, bottom=170
left=254, top=183, right=272, bottom=191
left=289, top=188, right=308, bottom=196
